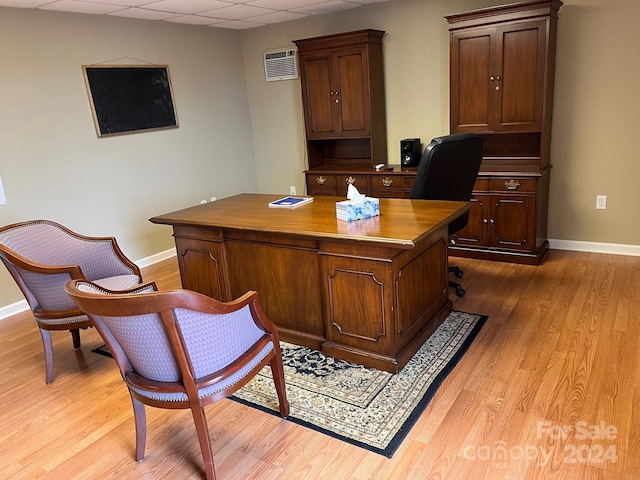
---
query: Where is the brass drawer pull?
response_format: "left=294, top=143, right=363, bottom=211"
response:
left=346, top=176, right=356, bottom=185
left=505, top=179, right=520, bottom=190
left=316, top=176, right=326, bottom=185
left=382, top=177, right=393, bottom=187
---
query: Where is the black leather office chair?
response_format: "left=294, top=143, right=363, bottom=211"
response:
left=410, top=132, right=484, bottom=297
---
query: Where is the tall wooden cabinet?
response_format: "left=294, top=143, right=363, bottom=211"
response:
left=294, top=30, right=388, bottom=195
left=446, top=0, right=562, bottom=265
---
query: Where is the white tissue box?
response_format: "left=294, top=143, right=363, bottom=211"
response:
left=336, top=197, right=380, bottom=222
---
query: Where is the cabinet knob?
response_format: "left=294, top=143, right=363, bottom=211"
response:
left=382, top=177, right=393, bottom=187
left=496, top=86, right=500, bottom=91
left=489, top=219, right=495, bottom=225
left=505, top=179, right=520, bottom=190
left=316, top=176, right=326, bottom=185
left=490, top=76, right=495, bottom=81
left=496, top=76, right=501, bottom=81
left=483, top=219, right=488, bottom=224
left=346, top=176, right=356, bottom=185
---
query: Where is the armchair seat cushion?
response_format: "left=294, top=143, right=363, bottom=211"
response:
left=38, top=314, right=90, bottom=327
left=127, top=341, right=275, bottom=403
left=92, top=274, right=143, bottom=291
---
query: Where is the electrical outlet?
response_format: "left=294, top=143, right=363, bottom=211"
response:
left=210, top=196, right=217, bottom=202
left=596, top=195, right=606, bottom=209
left=290, top=186, right=296, bottom=195
left=200, top=199, right=207, bottom=205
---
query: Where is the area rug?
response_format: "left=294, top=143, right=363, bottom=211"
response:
left=230, top=311, right=487, bottom=458
left=92, top=311, right=487, bottom=458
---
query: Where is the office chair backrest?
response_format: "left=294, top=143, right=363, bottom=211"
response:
left=410, top=132, right=484, bottom=234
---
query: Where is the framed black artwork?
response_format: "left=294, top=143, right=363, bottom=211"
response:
left=82, top=65, right=178, bottom=137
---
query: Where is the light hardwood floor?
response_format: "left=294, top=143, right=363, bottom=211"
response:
left=0, top=250, right=638, bottom=479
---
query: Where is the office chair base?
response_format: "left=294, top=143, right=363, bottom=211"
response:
left=449, top=281, right=465, bottom=297
left=449, top=266, right=463, bottom=278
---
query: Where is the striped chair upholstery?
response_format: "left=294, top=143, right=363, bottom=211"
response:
left=0, top=220, right=142, bottom=383
left=65, top=280, right=289, bottom=480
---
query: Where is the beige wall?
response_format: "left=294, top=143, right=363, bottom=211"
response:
left=0, top=8, right=257, bottom=307
left=243, top=0, right=640, bottom=244
left=1, top=0, right=639, bottom=311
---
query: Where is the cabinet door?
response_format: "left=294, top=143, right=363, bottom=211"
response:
left=489, top=194, right=536, bottom=250
left=493, top=21, right=546, bottom=131
left=335, top=46, right=370, bottom=136
left=451, top=20, right=546, bottom=133
left=452, top=194, right=489, bottom=246
left=450, top=28, right=494, bottom=132
left=299, top=53, right=335, bottom=137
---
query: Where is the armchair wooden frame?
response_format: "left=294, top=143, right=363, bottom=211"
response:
left=65, top=280, right=290, bottom=480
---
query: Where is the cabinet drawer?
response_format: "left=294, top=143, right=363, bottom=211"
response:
left=405, top=176, right=415, bottom=189
left=370, top=188, right=405, bottom=199
left=337, top=174, right=369, bottom=190
left=307, top=186, right=339, bottom=197
left=473, top=178, right=490, bottom=192
left=489, top=177, right=537, bottom=193
left=371, top=175, right=405, bottom=189
left=308, top=174, right=337, bottom=188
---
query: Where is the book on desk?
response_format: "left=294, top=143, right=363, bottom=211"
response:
left=268, top=196, right=313, bottom=208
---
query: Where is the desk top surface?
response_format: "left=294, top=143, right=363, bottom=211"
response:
left=149, top=193, right=470, bottom=248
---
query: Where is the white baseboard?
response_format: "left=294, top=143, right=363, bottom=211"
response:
left=549, top=239, right=640, bottom=257
left=2, top=241, right=638, bottom=321
left=135, top=247, right=177, bottom=268
left=0, top=248, right=177, bottom=321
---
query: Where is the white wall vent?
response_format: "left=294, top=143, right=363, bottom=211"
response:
left=264, top=48, right=298, bottom=82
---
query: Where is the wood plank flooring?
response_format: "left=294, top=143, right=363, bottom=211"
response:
left=0, top=250, right=638, bottom=479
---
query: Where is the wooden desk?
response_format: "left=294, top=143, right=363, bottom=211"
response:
left=150, top=193, right=470, bottom=373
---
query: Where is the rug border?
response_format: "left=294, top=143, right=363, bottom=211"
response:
left=230, top=312, right=489, bottom=458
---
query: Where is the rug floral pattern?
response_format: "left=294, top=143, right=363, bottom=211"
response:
left=231, top=311, right=487, bottom=457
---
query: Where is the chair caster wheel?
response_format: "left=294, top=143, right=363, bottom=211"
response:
left=455, top=270, right=464, bottom=278
left=455, top=287, right=466, bottom=297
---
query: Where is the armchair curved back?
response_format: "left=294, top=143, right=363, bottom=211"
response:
left=0, top=219, right=143, bottom=383
left=0, top=220, right=141, bottom=315
left=69, top=281, right=271, bottom=398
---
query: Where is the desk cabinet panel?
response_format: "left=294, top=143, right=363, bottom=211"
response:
left=174, top=235, right=227, bottom=301
left=225, top=240, right=326, bottom=343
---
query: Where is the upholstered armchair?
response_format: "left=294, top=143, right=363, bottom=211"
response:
left=0, top=220, right=142, bottom=383
left=65, top=280, right=290, bottom=480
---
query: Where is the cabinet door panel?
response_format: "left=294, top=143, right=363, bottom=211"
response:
left=302, top=56, right=334, bottom=135
left=451, top=29, right=493, bottom=132
left=452, top=194, right=488, bottom=246
left=495, top=21, right=545, bottom=130
left=489, top=195, right=536, bottom=250
left=336, top=49, right=369, bottom=134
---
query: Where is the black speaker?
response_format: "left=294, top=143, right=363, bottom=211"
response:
left=401, top=138, right=421, bottom=167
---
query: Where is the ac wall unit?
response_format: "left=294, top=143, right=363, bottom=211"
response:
left=264, top=48, right=298, bottom=82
